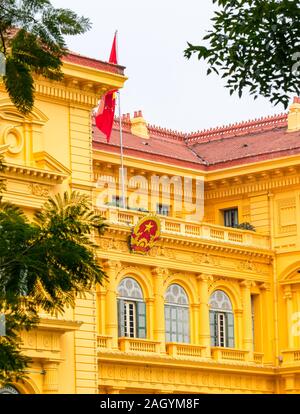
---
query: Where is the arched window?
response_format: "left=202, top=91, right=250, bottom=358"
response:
left=209, top=290, right=234, bottom=348
left=165, top=284, right=189, bottom=343
left=117, top=278, right=146, bottom=339
left=0, top=386, right=19, bottom=394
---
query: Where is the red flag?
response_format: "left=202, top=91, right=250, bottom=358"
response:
left=95, top=32, right=118, bottom=142
left=109, top=32, right=117, bottom=64
left=95, top=90, right=117, bottom=142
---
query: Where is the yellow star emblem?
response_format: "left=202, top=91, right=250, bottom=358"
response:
left=145, top=222, right=154, bottom=232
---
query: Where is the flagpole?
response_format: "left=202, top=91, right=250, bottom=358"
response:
left=115, top=31, right=126, bottom=210
left=118, top=91, right=126, bottom=209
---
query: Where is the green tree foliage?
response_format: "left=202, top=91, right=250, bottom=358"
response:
left=0, top=188, right=106, bottom=385
left=184, top=0, right=300, bottom=108
left=0, top=0, right=91, bottom=114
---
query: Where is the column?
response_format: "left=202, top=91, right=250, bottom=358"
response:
left=43, top=361, right=59, bottom=394
left=191, top=303, right=199, bottom=346
left=283, top=285, right=294, bottom=349
left=240, top=280, right=254, bottom=360
left=235, top=309, right=244, bottom=349
left=197, top=274, right=213, bottom=357
left=260, top=283, right=273, bottom=363
left=99, top=289, right=107, bottom=335
left=152, top=267, right=168, bottom=353
left=104, top=260, right=122, bottom=349
left=146, top=298, right=155, bottom=340
left=96, top=283, right=107, bottom=335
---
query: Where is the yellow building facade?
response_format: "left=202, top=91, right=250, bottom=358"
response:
left=1, top=52, right=300, bottom=394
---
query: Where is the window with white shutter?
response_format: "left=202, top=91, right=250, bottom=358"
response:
left=117, top=278, right=146, bottom=339
left=209, top=290, right=235, bottom=348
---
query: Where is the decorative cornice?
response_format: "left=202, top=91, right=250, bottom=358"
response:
left=99, top=224, right=273, bottom=259
left=97, top=349, right=275, bottom=373
left=2, top=163, right=69, bottom=184
left=34, top=80, right=99, bottom=108
left=38, top=318, right=82, bottom=332
left=205, top=173, right=300, bottom=199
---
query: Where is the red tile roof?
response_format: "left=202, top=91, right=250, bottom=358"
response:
left=63, top=52, right=125, bottom=75
left=189, top=125, right=300, bottom=169
left=92, top=112, right=300, bottom=171
left=93, top=120, right=205, bottom=169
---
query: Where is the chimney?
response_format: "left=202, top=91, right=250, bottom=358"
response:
left=130, top=110, right=150, bottom=139
left=288, top=97, right=300, bottom=132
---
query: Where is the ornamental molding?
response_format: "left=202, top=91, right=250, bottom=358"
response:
left=3, top=126, right=24, bottom=154
left=238, top=260, right=258, bottom=273
left=100, top=225, right=273, bottom=259
left=97, top=356, right=275, bottom=385
left=197, top=274, right=214, bottom=283
left=115, top=265, right=147, bottom=281
left=34, top=79, right=99, bottom=108
left=193, top=253, right=221, bottom=266
left=208, top=278, right=243, bottom=308
left=163, top=271, right=189, bottom=287
left=2, top=162, right=69, bottom=184
left=97, top=233, right=273, bottom=270
left=102, top=260, right=122, bottom=273
left=152, top=267, right=169, bottom=278
left=28, top=183, right=51, bottom=197
left=205, top=173, right=300, bottom=200
left=0, top=97, right=49, bottom=125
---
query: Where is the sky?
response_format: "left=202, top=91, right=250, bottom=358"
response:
left=51, top=0, right=285, bottom=133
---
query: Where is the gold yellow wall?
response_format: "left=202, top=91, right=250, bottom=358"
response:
left=0, top=60, right=126, bottom=394
left=2, top=58, right=300, bottom=394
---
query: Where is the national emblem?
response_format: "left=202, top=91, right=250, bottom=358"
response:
left=130, top=216, right=161, bottom=254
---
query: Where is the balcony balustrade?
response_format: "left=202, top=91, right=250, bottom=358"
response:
left=253, top=352, right=264, bottom=364
left=281, top=349, right=300, bottom=364
left=166, top=343, right=206, bottom=358
left=118, top=337, right=161, bottom=353
left=211, top=347, right=250, bottom=362
left=97, top=335, right=113, bottom=350
left=95, top=206, right=270, bottom=250
left=97, top=335, right=264, bottom=366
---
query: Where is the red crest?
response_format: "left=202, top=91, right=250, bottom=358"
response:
left=130, top=216, right=161, bottom=254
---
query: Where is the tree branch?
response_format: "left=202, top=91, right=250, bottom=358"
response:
left=0, top=29, right=7, bottom=55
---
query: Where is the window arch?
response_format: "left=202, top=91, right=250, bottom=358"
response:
left=209, top=290, right=234, bottom=348
left=165, top=284, right=190, bottom=343
left=117, top=277, right=146, bottom=339
left=0, top=386, right=19, bottom=394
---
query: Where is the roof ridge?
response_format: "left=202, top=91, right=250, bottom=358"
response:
left=186, top=113, right=288, bottom=145
left=147, top=124, right=186, bottom=141
left=110, top=112, right=288, bottom=143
